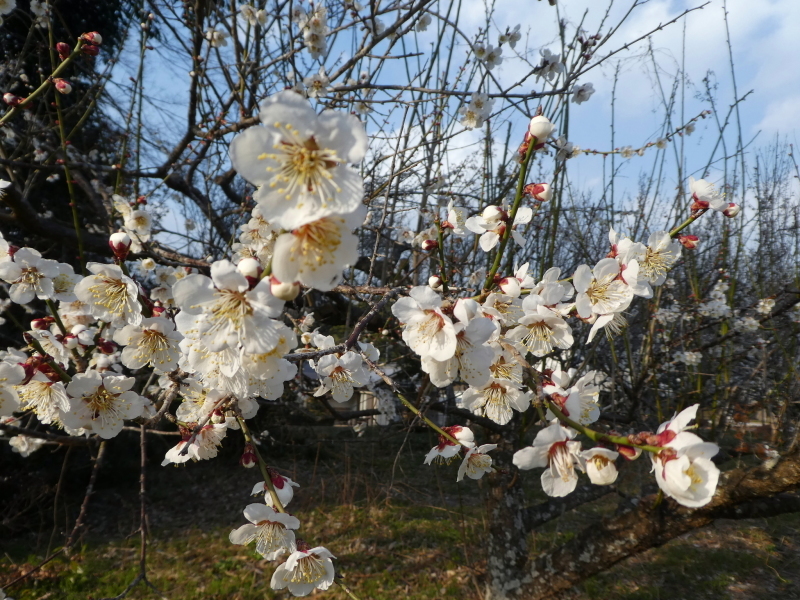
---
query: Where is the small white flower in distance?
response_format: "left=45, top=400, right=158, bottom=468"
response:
left=229, top=91, right=367, bottom=230
left=424, top=425, right=475, bottom=465
left=513, top=421, right=584, bottom=497
left=74, top=262, right=142, bottom=327
left=581, top=447, right=619, bottom=485
left=391, top=286, right=457, bottom=361
left=303, top=67, right=330, bottom=98
left=415, top=12, right=431, bottom=31
left=756, top=298, right=775, bottom=315
left=230, top=503, right=300, bottom=560
left=9, top=435, right=46, bottom=457
left=313, top=351, right=369, bottom=402
left=457, top=443, right=497, bottom=481
left=571, top=82, right=595, bottom=104
left=270, top=543, right=336, bottom=596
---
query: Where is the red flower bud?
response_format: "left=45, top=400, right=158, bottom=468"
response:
left=678, top=234, right=700, bottom=249
left=81, top=31, right=103, bottom=45
left=53, top=78, right=72, bottom=94
left=420, top=239, right=439, bottom=251
left=109, top=231, right=132, bottom=261
left=3, top=93, right=22, bottom=106
left=81, top=44, right=100, bottom=56
left=723, top=202, right=741, bottom=218
left=240, top=444, right=257, bottom=468
left=56, top=42, right=71, bottom=61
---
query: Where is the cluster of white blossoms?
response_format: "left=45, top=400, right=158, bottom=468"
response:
left=473, top=42, right=503, bottom=70
left=386, top=113, right=734, bottom=503
left=698, top=281, right=732, bottom=318
left=459, top=92, right=494, bottom=130
left=294, top=4, right=328, bottom=59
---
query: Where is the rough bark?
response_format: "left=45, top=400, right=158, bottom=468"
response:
left=499, top=453, right=800, bottom=600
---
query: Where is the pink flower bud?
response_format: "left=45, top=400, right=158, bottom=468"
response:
left=723, top=202, right=740, bottom=218
left=30, top=317, right=55, bottom=330
left=53, top=78, right=72, bottom=94
left=498, top=276, right=521, bottom=297
left=678, top=234, right=700, bottom=249
left=56, top=42, right=71, bottom=60
left=3, top=93, right=22, bottom=106
left=109, top=231, right=132, bottom=260
left=270, top=276, right=300, bottom=301
left=420, top=239, right=438, bottom=251
left=82, top=44, right=100, bottom=56
left=524, top=182, right=552, bottom=202
left=81, top=31, right=103, bottom=45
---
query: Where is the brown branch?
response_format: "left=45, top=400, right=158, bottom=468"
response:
left=514, top=452, right=800, bottom=600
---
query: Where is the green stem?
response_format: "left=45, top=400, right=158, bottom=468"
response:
left=481, top=140, right=537, bottom=293
left=433, top=217, right=449, bottom=294
left=236, top=416, right=287, bottom=513
left=669, top=208, right=708, bottom=238
left=544, top=399, right=663, bottom=454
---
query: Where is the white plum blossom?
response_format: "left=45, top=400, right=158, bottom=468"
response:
left=17, top=372, right=69, bottom=424
left=113, top=317, right=183, bottom=372
left=756, top=298, right=775, bottom=315
left=392, top=286, right=457, bottom=361
left=465, top=205, right=532, bottom=252
left=650, top=405, right=720, bottom=507
left=9, top=435, right=46, bottom=457
left=421, top=312, right=495, bottom=388
left=582, top=447, right=619, bottom=485
left=571, top=82, right=595, bottom=104
left=574, top=258, right=634, bottom=319
left=313, top=351, right=369, bottom=402
left=271, top=206, right=364, bottom=292
left=0, top=362, right=25, bottom=416
left=271, top=545, right=335, bottom=596
left=462, top=379, right=532, bottom=425
left=162, top=423, right=228, bottom=465
left=74, top=262, right=142, bottom=327
left=415, top=12, right=431, bottom=31
left=172, top=260, right=284, bottom=354
left=506, top=305, right=574, bottom=358
left=303, top=67, right=330, bottom=98
left=457, top=444, right=497, bottom=481
left=689, top=177, right=727, bottom=211
left=0, top=247, right=60, bottom=304
left=229, top=503, right=300, bottom=560
left=424, top=425, right=475, bottom=464
left=63, top=371, right=147, bottom=439
left=229, top=90, right=367, bottom=230
left=253, top=473, right=300, bottom=508
left=535, top=48, right=564, bottom=81
left=513, top=421, right=584, bottom=497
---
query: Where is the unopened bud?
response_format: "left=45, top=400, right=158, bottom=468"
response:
left=498, top=276, right=521, bottom=297
left=678, top=234, right=700, bottom=249
left=30, top=317, right=55, bottom=330
left=237, top=257, right=262, bottom=282
left=109, top=231, right=132, bottom=260
left=53, top=78, right=72, bottom=94
left=524, top=182, right=552, bottom=202
left=81, top=31, right=103, bottom=45
left=81, top=44, right=100, bottom=56
left=723, top=202, right=740, bottom=218
left=616, top=443, right=642, bottom=461
left=3, top=93, right=22, bottom=106
left=56, top=42, right=71, bottom=60
left=96, top=339, right=116, bottom=354
left=240, top=444, right=257, bottom=468
left=420, top=239, right=438, bottom=251
left=270, top=276, right=300, bottom=301
left=482, top=205, right=506, bottom=223
left=528, top=115, right=554, bottom=146
left=428, top=275, right=443, bottom=291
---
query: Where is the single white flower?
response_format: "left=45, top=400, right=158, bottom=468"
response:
left=0, top=247, right=60, bottom=304
left=271, top=544, right=336, bottom=596
left=513, top=421, right=584, bottom=497
left=303, top=67, right=330, bottom=98
left=74, top=262, right=143, bottom=327
left=689, top=177, right=727, bottom=211
left=17, top=372, right=69, bottom=424
left=271, top=206, right=364, bottom=292
left=313, top=351, right=368, bottom=402
left=573, top=258, right=633, bottom=319
left=230, top=503, right=300, bottom=560
left=506, top=305, right=574, bottom=358
left=457, top=443, right=497, bottom=481
left=252, top=472, right=300, bottom=508
left=173, top=260, right=284, bottom=354
left=582, top=447, right=619, bottom=485
left=462, top=379, right=532, bottom=425
left=0, top=362, right=25, bottom=417
left=162, top=423, right=228, bottom=465
left=424, top=425, right=475, bottom=464
left=391, top=286, right=457, bottom=361
left=571, top=82, right=595, bottom=104
left=229, top=90, right=367, bottom=230
left=62, top=371, right=146, bottom=439
left=9, top=434, right=46, bottom=457
left=113, top=317, right=183, bottom=372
